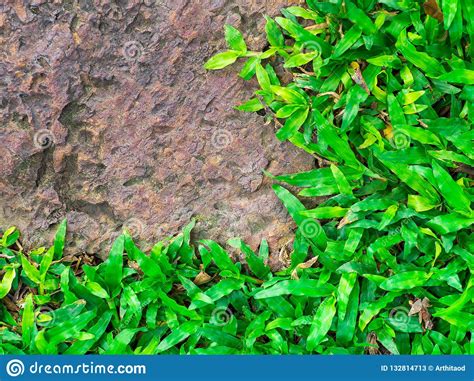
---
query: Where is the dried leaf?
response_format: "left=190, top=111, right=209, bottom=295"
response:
left=409, top=297, right=434, bottom=331
left=291, top=256, right=318, bottom=279
left=423, top=0, right=444, bottom=23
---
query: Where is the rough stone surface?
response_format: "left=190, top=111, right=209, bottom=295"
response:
left=0, top=0, right=312, bottom=259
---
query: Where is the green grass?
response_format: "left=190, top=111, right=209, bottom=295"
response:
left=204, top=0, right=473, bottom=352
left=1, top=0, right=473, bottom=355
left=0, top=214, right=472, bottom=354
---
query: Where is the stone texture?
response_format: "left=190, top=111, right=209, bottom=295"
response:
left=0, top=0, right=312, bottom=258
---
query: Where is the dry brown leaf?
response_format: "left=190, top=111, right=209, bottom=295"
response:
left=193, top=270, right=212, bottom=285
left=127, top=260, right=143, bottom=275
left=423, top=0, right=444, bottom=23
left=291, top=256, right=319, bottom=280
left=305, top=22, right=328, bottom=31
left=365, top=332, right=381, bottom=355
left=277, top=239, right=293, bottom=270
left=350, top=62, right=370, bottom=95
left=2, top=296, right=19, bottom=313
left=409, top=297, right=434, bottom=331
left=337, top=212, right=359, bottom=229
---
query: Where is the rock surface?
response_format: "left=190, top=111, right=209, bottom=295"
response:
left=0, top=0, right=312, bottom=259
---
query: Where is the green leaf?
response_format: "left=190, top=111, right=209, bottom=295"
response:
left=427, top=213, right=474, bottom=234
left=256, top=62, right=272, bottom=91
left=396, top=125, right=442, bottom=146
left=254, top=279, right=334, bottom=299
left=1, top=226, right=19, bottom=247
left=85, top=281, right=110, bottom=298
left=395, top=30, right=444, bottom=76
left=101, top=235, right=125, bottom=293
left=387, top=316, right=423, bottom=333
left=284, top=52, right=319, bottom=68
left=204, top=51, right=240, bottom=70
left=276, top=107, right=309, bottom=141
left=402, top=90, right=426, bottom=105
left=380, top=271, right=431, bottom=291
left=438, top=69, right=474, bottom=85
left=341, top=86, right=369, bottom=131
left=20, top=255, right=41, bottom=284
left=200, top=240, right=239, bottom=274
left=301, top=206, right=348, bottom=219
left=336, top=279, right=359, bottom=344
left=65, top=311, right=113, bottom=354
left=239, top=57, right=259, bottom=80
left=224, top=25, right=247, bottom=52
left=156, top=321, right=201, bottom=353
left=200, top=325, right=242, bottom=349
left=125, top=235, right=165, bottom=281
left=387, top=94, right=406, bottom=125
left=202, top=278, right=244, bottom=303
left=330, top=164, right=353, bottom=195
left=375, top=157, right=439, bottom=204
left=53, top=219, right=67, bottom=260
left=228, top=238, right=270, bottom=279
left=265, top=16, right=285, bottom=47
left=313, top=110, right=364, bottom=170
left=272, top=184, right=327, bottom=250
left=337, top=272, right=357, bottom=320
left=0, top=267, right=16, bottom=299
left=271, top=85, right=307, bottom=105
left=346, top=1, right=376, bottom=34
left=432, top=160, right=472, bottom=215
left=359, top=292, right=402, bottom=331
left=367, top=55, right=402, bottom=68
left=307, top=296, right=336, bottom=351
left=45, top=310, right=97, bottom=346
left=275, top=17, right=331, bottom=56
left=286, top=6, right=319, bottom=20
left=39, top=247, right=54, bottom=280
left=22, top=294, right=35, bottom=348
left=442, top=0, right=459, bottom=29
left=105, top=329, right=142, bottom=354
left=332, top=26, right=362, bottom=58
left=275, top=104, right=303, bottom=118
left=235, top=98, right=264, bottom=112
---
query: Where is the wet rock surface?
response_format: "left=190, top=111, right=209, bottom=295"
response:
left=0, top=0, right=312, bottom=258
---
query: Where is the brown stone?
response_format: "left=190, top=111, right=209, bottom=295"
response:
left=0, top=0, right=312, bottom=258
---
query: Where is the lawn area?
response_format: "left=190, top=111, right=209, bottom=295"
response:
left=0, top=0, right=473, bottom=355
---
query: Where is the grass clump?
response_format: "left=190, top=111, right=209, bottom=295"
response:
left=0, top=213, right=472, bottom=355
left=0, top=0, right=473, bottom=355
